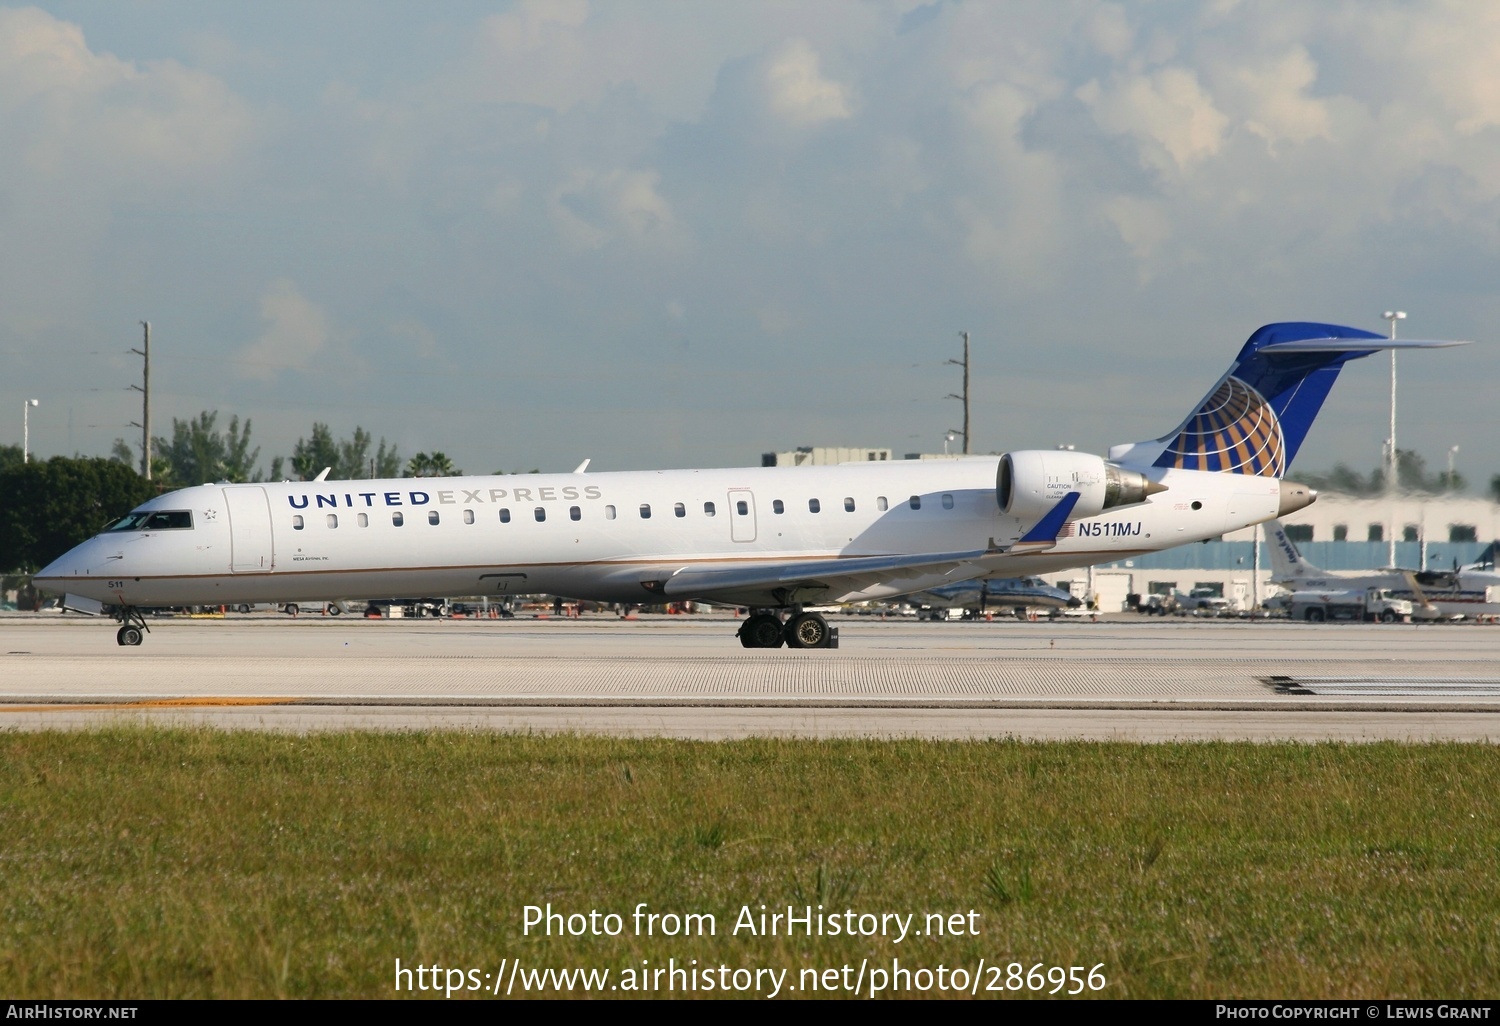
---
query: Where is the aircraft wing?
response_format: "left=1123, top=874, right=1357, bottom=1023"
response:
left=630, top=490, right=1080, bottom=605
left=628, top=548, right=994, bottom=606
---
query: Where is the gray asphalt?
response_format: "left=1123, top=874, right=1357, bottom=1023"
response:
left=4, top=612, right=1499, bottom=739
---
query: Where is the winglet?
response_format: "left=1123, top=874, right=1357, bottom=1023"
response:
left=573, top=459, right=591, bottom=474
left=1006, top=492, right=1081, bottom=554
left=313, top=467, right=331, bottom=482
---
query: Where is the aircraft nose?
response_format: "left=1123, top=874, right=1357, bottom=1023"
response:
left=32, top=537, right=117, bottom=595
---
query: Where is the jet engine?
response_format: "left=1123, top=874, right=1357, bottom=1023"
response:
left=997, top=450, right=1164, bottom=521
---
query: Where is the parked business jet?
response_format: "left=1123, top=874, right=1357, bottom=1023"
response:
left=35, top=322, right=1464, bottom=649
left=1265, top=519, right=1500, bottom=620
left=906, top=576, right=1082, bottom=618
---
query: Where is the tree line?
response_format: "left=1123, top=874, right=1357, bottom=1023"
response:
left=108, top=413, right=418, bottom=487
left=1299, top=449, right=1472, bottom=498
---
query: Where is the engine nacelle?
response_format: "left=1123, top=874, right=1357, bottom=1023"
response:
left=997, top=450, right=1163, bottom=522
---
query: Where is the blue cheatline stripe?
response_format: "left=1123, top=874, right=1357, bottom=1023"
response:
left=1019, top=491, right=1082, bottom=544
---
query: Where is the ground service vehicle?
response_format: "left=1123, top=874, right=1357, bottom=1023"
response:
left=1290, top=588, right=1413, bottom=623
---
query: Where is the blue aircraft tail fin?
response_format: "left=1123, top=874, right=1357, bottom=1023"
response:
left=1109, top=322, right=1465, bottom=476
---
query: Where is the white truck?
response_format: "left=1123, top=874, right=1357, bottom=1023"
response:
left=1289, top=587, right=1413, bottom=623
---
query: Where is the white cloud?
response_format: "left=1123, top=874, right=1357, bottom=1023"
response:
left=763, top=38, right=852, bottom=127
left=0, top=6, right=254, bottom=180
left=1101, top=195, right=1172, bottom=268
left=1084, top=4, right=1134, bottom=59
left=1226, top=47, right=1331, bottom=151
left=548, top=168, right=686, bottom=252
left=1078, top=67, right=1229, bottom=173
left=235, top=280, right=331, bottom=382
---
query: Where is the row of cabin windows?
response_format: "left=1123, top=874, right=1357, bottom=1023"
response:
left=289, top=493, right=958, bottom=530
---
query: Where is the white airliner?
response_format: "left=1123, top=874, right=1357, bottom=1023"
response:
left=35, top=322, right=1465, bottom=649
left=1265, top=519, right=1500, bottom=620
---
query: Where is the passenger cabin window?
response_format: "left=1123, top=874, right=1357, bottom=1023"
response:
left=535, top=507, right=547, bottom=522
left=773, top=500, right=785, bottom=514
left=876, top=496, right=888, bottom=511
left=393, top=512, right=405, bottom=527
left=292, top=515, right=304, bottom=530
left=327, top=514, right=338, bottom=528
left=570, top=506, right=581, bottom=521
left=110, top=510, right=193, bottom=531
left=941, top=493, right=954, bottom=510
left=844, top=497, right=855, bottom=512
left=429, top=511, right=440, bottom=525
left=605, top=505, right=617, bottom=520
left=358, top=513, right=369, bottom=527
left=640, top=504, right=652, bottom=519
left=909, top=495, right=921, bottom=510
left=499, top=508, right=511, bottom=524
left=736, top=500, right=748, bottom=516
left=808, top=498, right=821, bottom=513
left=674, top=502, right=686, bottom=518
left=463, top=509, right=475, bottom=525
left=704, top=501, right=716, bottom=517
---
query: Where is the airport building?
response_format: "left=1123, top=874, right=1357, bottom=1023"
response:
left=762, top=446, right=894, bottom=466
left=1057, top=492, right=1500, bottom=613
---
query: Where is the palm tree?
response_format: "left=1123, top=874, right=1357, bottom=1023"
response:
left=406, top=452, right=462, bottom=478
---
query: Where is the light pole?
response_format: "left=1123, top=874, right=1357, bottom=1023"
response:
left=1382, top=311, right=1405, bottom=491
left=943, top=433, right=955, bottom=456
left=1382, top=310, right=1405, bottom=567
left=1448, top=445, right=1460, bottom=491
left=22, top=399, right=38, bottom=463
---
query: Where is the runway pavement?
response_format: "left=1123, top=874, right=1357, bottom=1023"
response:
left=3, top=612, right=1499, bottom=739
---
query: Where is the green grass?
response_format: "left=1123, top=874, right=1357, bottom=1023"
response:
left=1, top=730, right=1497, bottom=998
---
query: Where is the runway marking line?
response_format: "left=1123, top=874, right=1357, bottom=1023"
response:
left=0, top=697, right=305, bottom=712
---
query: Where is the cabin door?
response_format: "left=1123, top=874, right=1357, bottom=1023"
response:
left=223, top=486, right=275, bottom=573
left=728, top=489, right=757, bottom=543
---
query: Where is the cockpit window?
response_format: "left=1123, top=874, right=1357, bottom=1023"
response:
left=108, top=510, right=193, bottom=531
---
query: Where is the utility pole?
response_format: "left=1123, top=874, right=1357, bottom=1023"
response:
left=946, top=330, right=971, bottom=454
left=129, top=321, right=151, bottom=480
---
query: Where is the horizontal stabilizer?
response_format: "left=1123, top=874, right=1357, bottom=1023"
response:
left=1258, top=338, right=1470, bottom=353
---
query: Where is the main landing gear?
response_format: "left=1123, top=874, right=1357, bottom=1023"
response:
left=736, top=609, right=839, bottom=650
left=114, top=606, right=150, bottom=647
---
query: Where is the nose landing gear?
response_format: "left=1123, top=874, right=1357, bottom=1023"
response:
left=113, top=607, right=150, bottom=647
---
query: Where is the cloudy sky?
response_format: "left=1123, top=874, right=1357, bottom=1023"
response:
left=3, top=1, right=1496, bottom=484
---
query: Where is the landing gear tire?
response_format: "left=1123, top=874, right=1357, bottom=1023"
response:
left=738, top=613, right=785, bottom=648
left=284, top=604, right=299, bottom=616
left=327, top=603, right=342, bottom=616
left=116, top=625, right=143, bottom=647
left=784, top=611, right=831, bottom=649
left=236, top=604, right=252, bottom=614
